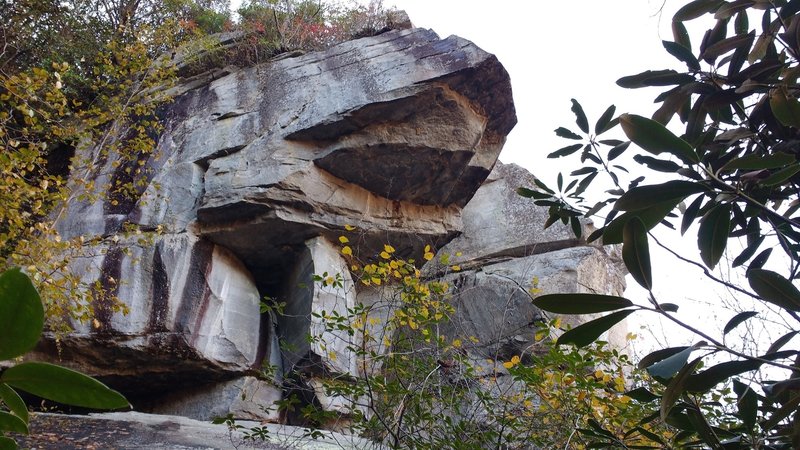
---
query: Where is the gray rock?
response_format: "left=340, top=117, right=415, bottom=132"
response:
left=279, top=237, right=357, bottom=376
left=29, top=233, right=266, bottom=394
left=148, top=376, right=283, bottom=422
left=438, top=246, right=627, bottom=363
left=48, top=26, right=516, bottom=405
left=37, top=19, right=623, bottom=433
left=427, top=161, right=586, bottom=275
left=16, top=411, right=383, bottom=449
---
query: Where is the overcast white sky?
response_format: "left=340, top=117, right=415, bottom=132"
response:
left=386, top=1, right=675, bottom=174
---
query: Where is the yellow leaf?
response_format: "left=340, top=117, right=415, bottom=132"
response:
left=341, top=246, right=353, bottom=256
left=451, top=265, right=461, bottom=272
left=345, top=224, right=356, bottom=231
left=424, top=244, right=431, bottom=252
left=424, top=252, right=434, bottom=261
left=384, top=244, right=395, bottom=253
left=503, top=355, right=521, bottom=369
left=338, top=235, right=349, bottom=244
left=371, top=277, right=381, bottom=285
left=452, top=339, right=462, bottom=348
left=380, top=251, right=390, bottom=259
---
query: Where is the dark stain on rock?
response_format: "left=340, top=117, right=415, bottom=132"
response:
left=148, top=244, right=170, bottom=333
left=93, top=246, right=123, bottom=334
left=173, top=239, right=214, bottom=333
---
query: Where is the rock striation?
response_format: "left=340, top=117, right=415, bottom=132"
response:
left=36, top=23, right=625, bottom=428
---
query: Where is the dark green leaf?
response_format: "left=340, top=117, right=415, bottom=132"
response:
left=663, top=40, right=701, bottom=70
left=571, top=167, right=597, bottom=176
left=673, top=20, right=692, bottom=49
left=722, top=152, right=795, bottom=170
left=603, top=201, right=681, bottom=245
left=733, top=379, right=757, bottom=429
left=555, top=127, right=582, bottom=140
left=532, top=293, right=634, bottom=314
left=570, top=216, right=582, bottom=239
left=626, top=387, right=660, bottom=403
left=557, top=310, right=634, bottom=347
left=0, top=268, right=44, bottom=360
left=770, top=88, right=800, bottom=128
left=595, top=105, right=617, bottom=135
left=0, top=411, right=26, bottom=434
left=643, top=346, right=694, bottom=377
left=747, top=269, right=800, bottom=311
left=781, top=0, right=800, bottom=19
left=517, top=187, right=550, bottom=200
left=548, top=143, right=583, bottom=159
left=1, top=362, right=129, bottom=410
left=635, top=426, right=666, bottom=445
left=632, top=154, right=682, bottom=172
left=748, top=248, right=772, bottom=270
left=673, top=0, right=724, bottom=21
left=681, top=195, right=705, bottom=235
left=587, top=228, right=604, bottom=243
left=575, top=172, right=598, bottom=197
left=698, top=203, right=731, bottom=269
left=571, top=99, right=589, bottom=134
left=665, top=409, right=695, bottom=431
left=616, top=181, right=705, bottom=211
left=762, top=163, right=800, bottom=186
left=684, top=404, right=722, bottom=448
left=715, top=0, right=755, bottom=20
left=733, top=235, right=764, bottom=267
left=761, top=390, right=800, bottom=430
left=0, top=436, right=17, bottom=450
left=0, top=384, right=27, bottom=424
left=617, top=70, right=695, bottom=88
left=764, top=377, right=800, bottom=397
left=544, top=213, right=559, bottom=230
left=724, top=311, right=759, bottom=336
left=767, top=330, right=799, bottom=354
left=685, top=359, right=762, bottom=392
left=607, top=141, right=630, bottom=161
left=661, top=303, right=680, bottom=312
left=623, top=217, right=652, bottom=290
left=701, top=31, right=755, bottom=62
left=620, top=113, right=700, bottom=164
left=534, top=178, right=555, bottom=194
left=661, top=357, right=703, bottom=421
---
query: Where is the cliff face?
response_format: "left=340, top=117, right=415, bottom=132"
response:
left=38, top=26, right=624, bottom=423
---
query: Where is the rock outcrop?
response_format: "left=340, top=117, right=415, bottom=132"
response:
left=36, top=23, right=625, bottom=428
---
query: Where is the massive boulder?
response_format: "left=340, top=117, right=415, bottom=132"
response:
left=38, top=22, right=625, bottom=428
left=42, top=26, right=519, bottom=419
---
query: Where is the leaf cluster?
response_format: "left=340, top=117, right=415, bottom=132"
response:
left=524, top=1, right=800, bottom=448
left=0, top=268, right=128, bottom=450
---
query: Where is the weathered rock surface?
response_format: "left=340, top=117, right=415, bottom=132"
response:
left=41, top=16, right=627, bottom=440
left=427, top=161, right=586, bottom=274
left=440, top=245, right=627, bottom=364
left=30, top=233, right=266, bottom=395
left=46, top=24, right=518, bottom=421
left=15, top=412, right=381, bottom=449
